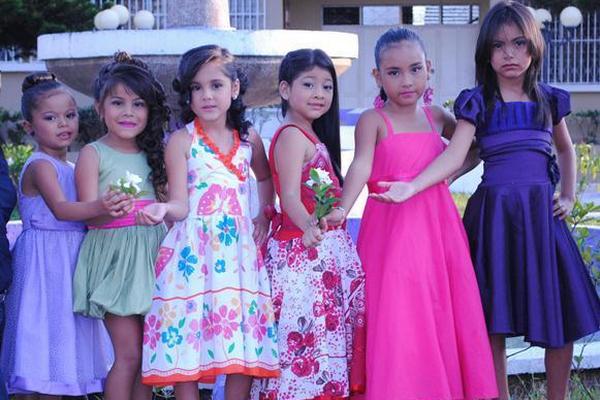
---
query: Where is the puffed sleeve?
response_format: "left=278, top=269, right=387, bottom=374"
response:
left=543, top=84, right=571, bottom=125
left=453, top=87, right=483, bottom=126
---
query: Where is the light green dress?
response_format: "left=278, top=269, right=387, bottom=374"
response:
left=73, top=141, right=166, bottom=318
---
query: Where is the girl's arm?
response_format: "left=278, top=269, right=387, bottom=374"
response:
left=137, top=129, right=190, bottom=224
left=325, top=111, right=379, bottom=225
left=552, top=118, right=577, bottom=220
left=248, top=128, right=273, bottom=247
left=432, top=105, right=481, bottom=183
left=274, top=126, right=323, bottom=247
left=74, top=145, right=132, bottom=224
left=371, top=120, right=476, bottom=203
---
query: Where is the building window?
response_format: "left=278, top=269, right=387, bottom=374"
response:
left=410, top=5, right=480, bottom=25
left=229, top=0, right=266, bottom=30
left=323, top=4, right=479, bottom=26
left=323, top=7, right=360, bottom=25
left=363, top=6, right=401, bottom=26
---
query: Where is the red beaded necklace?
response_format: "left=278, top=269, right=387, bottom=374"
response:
left=194, top=118, right=246, bottom=182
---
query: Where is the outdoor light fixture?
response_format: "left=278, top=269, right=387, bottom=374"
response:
left=134, top=10, right=155, bottom=30
left=534, top=5, right=583, bottom=44
left=94, top=9, right=120, bottom=30
left=559, top=6, right=583, bottom=28
left=111, top=5, right=130, bottom=26
left=534, top=8, right=552, bottom=28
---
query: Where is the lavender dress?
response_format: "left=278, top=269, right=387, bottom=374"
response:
left=0, top=152, right=112, bottom=395
left=456, top=84, right=600, bottom=348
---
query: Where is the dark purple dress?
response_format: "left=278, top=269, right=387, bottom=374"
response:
left=455, top=84, right=600, bottom=349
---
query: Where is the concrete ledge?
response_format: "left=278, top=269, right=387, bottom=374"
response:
left=38, top=29, right=359, bottom=60
left=508, top=338, right=600, bottom=375
left=0, top=61, right=46, bottom=73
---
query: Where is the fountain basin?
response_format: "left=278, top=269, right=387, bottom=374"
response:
left=37, top=29, right=358, bottom=107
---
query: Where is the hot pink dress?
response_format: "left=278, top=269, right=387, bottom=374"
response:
left=357, top=108, right=497, bottom=399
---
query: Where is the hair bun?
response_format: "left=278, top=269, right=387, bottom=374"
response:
left=22, top=72, right=57, bottom=93
left=114, top=51, right=134, bottom=63
left=112, top=51, right=149, bottom=71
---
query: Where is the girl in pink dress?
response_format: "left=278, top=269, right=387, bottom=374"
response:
left=328, top=28, right=497, bottom=399
left=253, top=49, right=365, bottom=400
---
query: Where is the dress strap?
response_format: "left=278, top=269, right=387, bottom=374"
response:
left=268, top=124, right=319, bottom=186
left=374, top=109, right=396, bottom=136
left=422, top=106, right=439, bottom=134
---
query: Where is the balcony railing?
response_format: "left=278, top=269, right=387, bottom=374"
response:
left=543, top=10, right=600, bottom=85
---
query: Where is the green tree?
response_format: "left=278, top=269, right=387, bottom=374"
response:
left=0, top=0, right=98, bottom=58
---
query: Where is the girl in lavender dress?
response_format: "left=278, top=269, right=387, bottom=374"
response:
left=373, top=2, right=600, bottom=399
left=0, top=73, right=128, bottom=398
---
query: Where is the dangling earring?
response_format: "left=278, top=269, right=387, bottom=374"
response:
left=423, top=86, right=434, bottom=106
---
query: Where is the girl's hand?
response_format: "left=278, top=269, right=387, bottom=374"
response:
left=102, top=190, right=134, bottom=217
left=136, top=202, right=168, bottom=225
left=553, top=193, right=575, bottom=220
left=252, top=213, right=270, bottom=248
left=320, top=208, right=345, bottom=231
left=302, top=222, right=323, bottom=248
left=369, top=181, right=417, bottom=203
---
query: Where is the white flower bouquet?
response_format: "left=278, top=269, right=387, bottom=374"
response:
left=305, top=167, right=337, bottom=220
left=109, top=171, right=146, bottom=198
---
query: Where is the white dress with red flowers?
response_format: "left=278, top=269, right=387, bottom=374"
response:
left=252, top=124, right=366, bottom=399
left=141, top=122, right=279, bottom=386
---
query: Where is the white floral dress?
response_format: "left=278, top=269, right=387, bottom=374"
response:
left=141, top=121, right=279, bottom=386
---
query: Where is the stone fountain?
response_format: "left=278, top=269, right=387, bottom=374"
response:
left=36, top=0, right=358, bottom=108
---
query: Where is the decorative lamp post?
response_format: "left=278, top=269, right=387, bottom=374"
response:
left=134, top=10, right=155, bottom=30
left=534, top=6, right=582, bottom=43
left=534, top=8, right=552, bottom=29
left=559, top=6, right=583, bottom=29
left=111, top=5, right=130, bottom=26
left=94, top=9, right=120, bottom=30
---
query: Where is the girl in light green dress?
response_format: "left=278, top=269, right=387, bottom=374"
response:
left=73, top=52, right=169, bottom=400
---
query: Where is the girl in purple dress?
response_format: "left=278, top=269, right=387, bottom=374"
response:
left=370, top=2, right=600, bottom=399
left=0, top=73, right=129, bottom=398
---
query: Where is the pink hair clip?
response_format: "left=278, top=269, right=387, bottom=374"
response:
left=423, top=87, right=434, bottom=106
left=373, top=95, right=385, bottom=109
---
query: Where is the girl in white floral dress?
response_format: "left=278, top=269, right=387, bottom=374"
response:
left=139, top=45, right=279, bottom=400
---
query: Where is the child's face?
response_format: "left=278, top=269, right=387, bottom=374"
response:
left=280, top=66, right=334, bottom=122
left=189, top=60, right=240, bottom=125
left=374, top=41, right=430, bottom=107
left=23, top=90, right=78, bottom=153
left=98, top=83, right=148, bottom=141
left=490, top=22, right=532, bottom=81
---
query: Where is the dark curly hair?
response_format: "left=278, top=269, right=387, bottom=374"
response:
left=21, top=72, right=73, bottom=122
left=94, top=51, right=170, bottom=200
left=172, top=45, right=250, bottom=141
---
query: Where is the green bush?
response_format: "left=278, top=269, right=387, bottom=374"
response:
left=568, top=110, right=600, bottom=144
left=1, top=143, right=33, bottom=186
left=0, top=107, right=28, bottom=144
left=77, top=106, right=105, bottom=146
